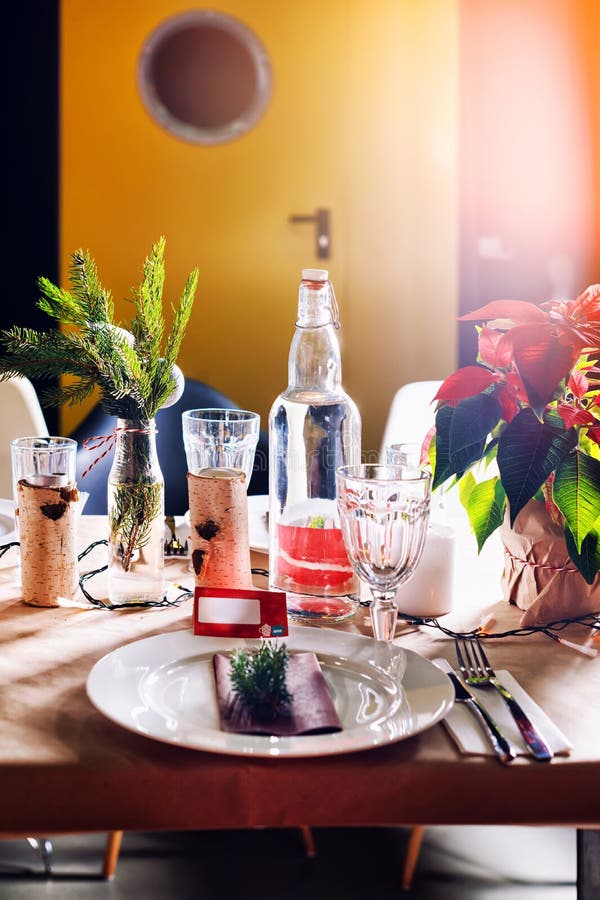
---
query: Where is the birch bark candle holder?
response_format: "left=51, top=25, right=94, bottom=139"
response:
left=187, top=468, right=253, bottom=589
left=17, top=477, right=80, bottom=607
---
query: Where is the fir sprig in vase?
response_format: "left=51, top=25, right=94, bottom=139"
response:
left=0, top=237, right=198, bottom=604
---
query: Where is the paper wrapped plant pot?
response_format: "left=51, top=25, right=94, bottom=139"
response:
left=500, top=499, right=600, bottom=626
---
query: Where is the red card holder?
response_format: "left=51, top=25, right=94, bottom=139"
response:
left=193, top=587, right=288, bottom=638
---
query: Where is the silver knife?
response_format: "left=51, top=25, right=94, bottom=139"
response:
left=447, top=671, right=516, bottom=765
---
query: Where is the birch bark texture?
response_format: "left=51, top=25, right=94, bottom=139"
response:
left=17, top=480, right=79, bottom=606
left=188, top=468, right=252, bottom=589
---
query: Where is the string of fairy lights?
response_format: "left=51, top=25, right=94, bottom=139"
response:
left=1, top=540, right=599, bottom=644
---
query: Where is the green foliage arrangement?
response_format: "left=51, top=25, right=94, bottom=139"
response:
left=229, top=642, right=293, bottom=722
left=0, top=238, right=198, bottom=573
left=109, top=469, right=163, bottom=572
left=0, top=237, right=198, bottom=420
left=431, top=284, right=600, bottom=583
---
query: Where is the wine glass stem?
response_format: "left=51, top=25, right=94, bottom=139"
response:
left=370, top=590, right=398, bottom=642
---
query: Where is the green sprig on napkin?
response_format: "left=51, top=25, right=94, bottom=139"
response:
left=229, top=642, right=293, bottom=722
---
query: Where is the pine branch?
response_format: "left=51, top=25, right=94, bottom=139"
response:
left=0, top=238, right=197, bottom=421
left=229, top=643, right=293, bottom=722
left=0, top=327, right=100, bottom=381
left=131, top=238, right=165, bottom=381
left=38, top=380, right=98, bottom=409
left=68, top=249, right=114, bottom=323
left=37, top=278, right=88, bottom=327
left=109, top=480, right=162, bottom=570
left=163, top=269, right=198, bottom=369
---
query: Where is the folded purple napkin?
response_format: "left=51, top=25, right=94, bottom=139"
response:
left=213, top=651, right=342, bottom=736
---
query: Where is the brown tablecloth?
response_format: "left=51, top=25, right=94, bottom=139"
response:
left=1, top=516, right=599, bottom=834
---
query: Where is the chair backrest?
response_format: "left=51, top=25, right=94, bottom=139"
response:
left=380, top=380, right=442, bottom=458
left=0, top=377, right=49, bottom=497
left=70, top=379, right=269, bottom=514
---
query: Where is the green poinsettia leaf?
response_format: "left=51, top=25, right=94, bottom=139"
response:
left=463, top=476, right=506, bottom=552
left=432, top=406, right=453, bottom=489
left=426, top=436, right=437, bottom=478
left=449, top=394, right=502, bottom=457
left=497, top=408, right=577, bottom=526
left=553, top=451, right=600, bottom=551
left=433, top=395, right=501, bottom=490
left=565, top=519, right=600, bottom=584
left=579, top=431, right=600, bottom=462
left=482, top=438, right=498, bottom=468
left=458, top=470, right=476, bottom=508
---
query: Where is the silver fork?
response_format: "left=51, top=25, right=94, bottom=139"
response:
left=455, top=637, right=553, bottom=762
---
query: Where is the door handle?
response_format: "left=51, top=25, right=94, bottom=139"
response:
left=289, top=208, right=331, bottom=259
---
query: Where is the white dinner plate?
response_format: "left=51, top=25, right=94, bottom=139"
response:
left=86, top=627, right=454, bottom=758
left=0, top=498, right=17, bottom=545
left=247, top=493, right=269, bottom=553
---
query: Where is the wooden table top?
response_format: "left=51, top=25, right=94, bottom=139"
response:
left=1, top=516, right=599, bottom=835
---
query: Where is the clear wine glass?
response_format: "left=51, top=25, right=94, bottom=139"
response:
left=336, top=464, right=432, bottom=642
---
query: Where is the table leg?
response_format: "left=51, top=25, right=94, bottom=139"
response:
left=25, top=837, right=53, bottom=876
left=577, top=828, right=600, bottom=900
left=298, top=826, right=316, bottom=858
left=402, top=826, right=426, bottom=890
left=102, top=830, right=123, bottom=879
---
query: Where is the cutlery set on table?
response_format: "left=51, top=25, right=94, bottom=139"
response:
left=435, top=637, right=572, bottom=763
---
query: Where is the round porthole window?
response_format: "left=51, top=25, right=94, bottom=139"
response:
left=138, top=10, right=272, bottom=145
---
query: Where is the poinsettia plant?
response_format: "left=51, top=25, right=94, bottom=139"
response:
left=431, top=283, right=600, bottom=583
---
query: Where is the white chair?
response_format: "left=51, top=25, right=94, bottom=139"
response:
left=0, top=377, right=49, bottom=497
left=380, top=380, right=442, bottom=458
left=380, top=380, right=442, bottom=890
left=0, top=378, right=124, bottom=877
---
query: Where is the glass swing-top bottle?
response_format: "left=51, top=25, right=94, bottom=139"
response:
left=268, top=268, right=361, bottom=623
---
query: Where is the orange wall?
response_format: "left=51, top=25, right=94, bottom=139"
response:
left=60, top=1, right=460, bottom=454
left=60, top=1, right=351, bottom=432
left=59, top=1, right=600, bottom=454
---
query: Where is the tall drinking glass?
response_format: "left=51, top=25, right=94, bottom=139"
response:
left=182, top=409, right=260, bottom=487
left=182, top=409, right=260, bottom=585
left=10, top=436, right=79, bottom=605
left=336, top=464, right=431, bottom=641
left=10, top=437, right=77, bottom=534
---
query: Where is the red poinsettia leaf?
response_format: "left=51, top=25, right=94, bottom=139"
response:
left=433, top=366, right=499, bottom=403
left=585, top=364, right=600, bottom=388
left=509, top=324, right=575, bottom=413
left=556, top=403, right=596, bottom=429
left=545, top=311, right=589, bottom=354
left=547, top=287, right=600, bottom=351
left=567, top=369, right=590, bottom=399
left=586, top=426, right=600, bottom=445
left=477, top=326, right=504, bottom=367
left=491, top=332, right=517, bottom=368
left=504, top=370, right=528, bottom=401
left=570, top=284, right=600, bottom=323
left=460, top=300, right=547, bottom=325
left=497, top=385, right=520, bottom=423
